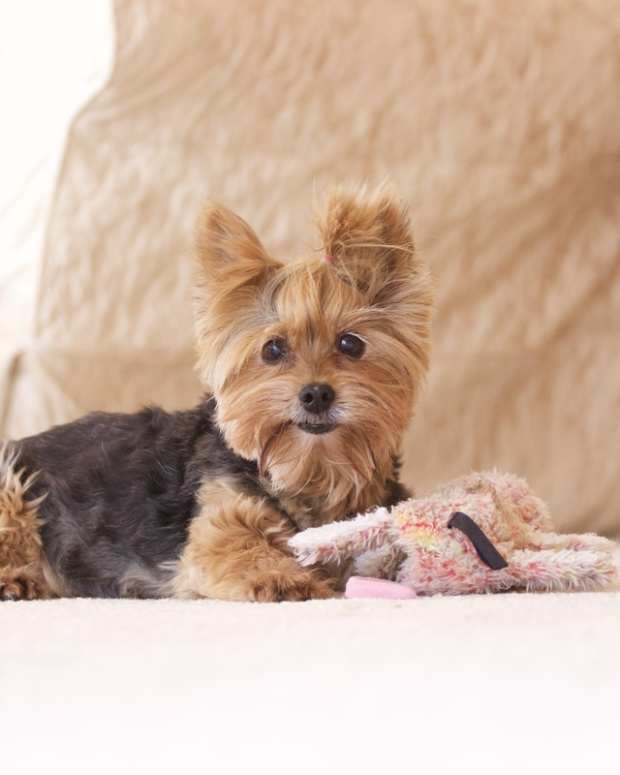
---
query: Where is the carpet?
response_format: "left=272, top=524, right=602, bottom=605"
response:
left=2, top=546, right=618, bottom=775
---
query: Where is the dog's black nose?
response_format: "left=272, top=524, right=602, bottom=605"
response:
left=299, top=383, right=335, bottom=414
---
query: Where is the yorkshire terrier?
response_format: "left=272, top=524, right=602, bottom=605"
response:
left=0, top=186, right=433, bottom=602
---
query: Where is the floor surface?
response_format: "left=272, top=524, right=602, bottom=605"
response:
left=2, top=547, right=619, bottom=775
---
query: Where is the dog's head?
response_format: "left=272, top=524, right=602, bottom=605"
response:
left=194, top=186, right=433, bottom=508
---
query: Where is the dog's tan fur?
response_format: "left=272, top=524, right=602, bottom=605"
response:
left=179, top=185, right=433, bottom=599
left=0, top=445, right=52, bottom=600
left=173, top=478, right=334, bottom=601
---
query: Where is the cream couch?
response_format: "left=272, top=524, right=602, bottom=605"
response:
left=1, top=0, right=619, bottom=536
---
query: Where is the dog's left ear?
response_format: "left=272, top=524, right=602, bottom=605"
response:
left=316, top=186, right=428, bottom=307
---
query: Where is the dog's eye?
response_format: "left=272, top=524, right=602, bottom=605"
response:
left=262, top=338, right=288, bottom=364
left=337, top=333, right=365, bottom=359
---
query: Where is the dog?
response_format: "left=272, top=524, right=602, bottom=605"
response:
left=0, top=186, right=433, bottom=602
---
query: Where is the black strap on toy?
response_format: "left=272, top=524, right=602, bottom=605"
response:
left=447, top=511, right=508, bottom=570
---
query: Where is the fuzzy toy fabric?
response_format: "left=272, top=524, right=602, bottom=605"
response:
left=289, top=472, right=617, bottom=596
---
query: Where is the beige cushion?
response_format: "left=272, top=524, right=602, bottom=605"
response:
left=2, top=0, right=619, bottom=535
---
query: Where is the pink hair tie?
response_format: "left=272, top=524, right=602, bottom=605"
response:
left=324, top=254, right=335, bottom=264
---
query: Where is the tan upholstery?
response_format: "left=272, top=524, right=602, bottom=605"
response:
left=1, top=0, right=619, bottom=535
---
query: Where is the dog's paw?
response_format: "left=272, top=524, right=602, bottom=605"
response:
left=247, top=568, right=335, bottom=602
left=0, top=576, right=40, bottom=601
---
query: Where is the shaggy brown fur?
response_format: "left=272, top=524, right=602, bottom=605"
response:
left=173, top=479, right=334, bottom=600
left=0, top=445, right=51, bottom=599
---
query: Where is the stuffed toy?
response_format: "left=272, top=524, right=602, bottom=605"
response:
left=289, top=471, right=617, bottom=598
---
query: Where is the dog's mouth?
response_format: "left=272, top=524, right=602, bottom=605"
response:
left=257, top=419, right=337, bottom=476
left=297, top=421, right=337, bottom=435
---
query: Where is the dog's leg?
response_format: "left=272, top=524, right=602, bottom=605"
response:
left=0, top=446, right=50, bottom=601
left=172, top=480, right=334, bottom=602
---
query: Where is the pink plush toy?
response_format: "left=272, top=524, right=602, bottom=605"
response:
left=289, top=471, right=617, bottom=598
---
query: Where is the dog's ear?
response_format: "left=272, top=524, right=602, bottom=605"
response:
left=316, top=186, right=423, bottom=306
left=194, top=205, right=282, bottom=388
left=317, top=185, right=434, bottom=379
left=196, top=204, right=281, bottom=294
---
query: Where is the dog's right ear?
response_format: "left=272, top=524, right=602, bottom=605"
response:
left=196, top=204, right=280, bottom=294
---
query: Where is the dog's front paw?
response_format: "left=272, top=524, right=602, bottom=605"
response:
left=247, top=567, right=335, bottom=602
left=0, top=575, right=41, bottom=601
